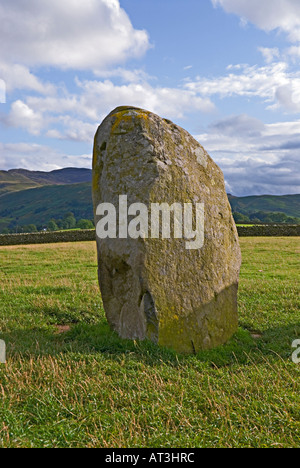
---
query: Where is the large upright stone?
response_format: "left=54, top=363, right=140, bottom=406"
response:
left=93, top=106, right=242, bottom=354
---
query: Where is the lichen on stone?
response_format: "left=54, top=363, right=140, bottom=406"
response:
left=92, top=106, right=242, bottom=354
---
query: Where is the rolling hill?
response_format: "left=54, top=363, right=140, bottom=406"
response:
left=228, top=194, right=300, bottom=219
left=0, top=182, right=93, bottom=231
left=0, top=168, right=299, bottom=232
left=0, top=167, right=92, bottom=196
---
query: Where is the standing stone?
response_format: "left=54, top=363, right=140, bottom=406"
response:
left=92, top=106, right=242, bottom=354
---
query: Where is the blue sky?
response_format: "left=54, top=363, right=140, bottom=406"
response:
left=0, top=0, right=300, bottom=196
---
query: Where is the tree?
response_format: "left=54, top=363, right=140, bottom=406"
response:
left=251, top=218, right=262, bottom=224
left=233, top=212, right=250, bottom=224
left=23, top=224, right=37, bottom=233
left=47, top=220, right=59, bottom=231
left=64, top=212, right=76, bottom=229
left=286, top=216, right=299, bottom=224
left=76, top=219, right=94, bottom=230
left=270, top=212, right=289, bottom=224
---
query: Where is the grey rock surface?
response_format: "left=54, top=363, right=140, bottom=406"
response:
left=93, top=106, right=242, bottom=353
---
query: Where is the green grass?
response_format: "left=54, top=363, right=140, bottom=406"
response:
left=0, top=238, right=299, bottom=448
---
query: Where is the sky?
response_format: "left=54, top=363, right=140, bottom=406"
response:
left=0, top=0, right=300, bottom=196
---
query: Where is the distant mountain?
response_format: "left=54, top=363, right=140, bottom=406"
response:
left=0, top=167, right=92, bottom=196
left=228, top=194, right=300, bottom=219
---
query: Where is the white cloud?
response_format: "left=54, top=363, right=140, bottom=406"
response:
left=210, top=114, right=265, bottom=138
left=4, top=78, right=214, bottom=143
left=0, top=62, right=56, bottom=95
left=76, top=78, right=215, bottom=120
left=25, top=95, right=81, bottom=118
left=184, top=62, right=300, bottom=112
left=2, top=113, right=299, bottom=197
left=275, top=84, right=300, bottom=112
left=212, top=0, right=300, bottom=42
left=46, top=117, right=97, bottom=143
left=5, top=100, right=45, bottom=135
left=0, top=0, right=150, bottom=71
left=0, top=142, right=91, bottom=172
left=0, top=78, right=5, bottom=103
left=94, top=67, right=154, bottom=84
left=185, top=62, right=287, bottom=99
left=195, top=114, right=300, bottom=196
left=0, top=0, right=298, bottom=199
left=287, top=45, right=300, bottom=58
left=258, top=47, right=280, bottom=64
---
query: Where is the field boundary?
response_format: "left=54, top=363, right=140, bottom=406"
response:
left=0, top=225, right=299, bottom=246
left=0, top=230, right=96, bottom=246
left=237, top=225, right=300, bottom=237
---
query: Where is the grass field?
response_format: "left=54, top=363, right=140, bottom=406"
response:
left=0, top=238, right=299, bottom=448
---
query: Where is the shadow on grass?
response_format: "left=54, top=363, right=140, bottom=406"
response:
left=2, top=319, right=299, bottom=368
left=18, top=286, right=72, bottom=296
left=25, top=305, right=101, bottom=326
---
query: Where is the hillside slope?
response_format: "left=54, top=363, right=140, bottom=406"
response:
left=0, top=182, right=93, bottom=231
left=228, top=194, right=300, bottom=218
left=0, top=168, right=92, bottom=196
left=0, top=167, right=299, bottom=232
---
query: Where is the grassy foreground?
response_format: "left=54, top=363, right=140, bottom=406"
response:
left=0, top=238, right=299, bottom=448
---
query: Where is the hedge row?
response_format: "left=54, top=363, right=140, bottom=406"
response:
left=237, top=225, right=300, bottom=237
left=0, top=229, right=96, bottom=246
left=0, top=225, right=299, bottom=246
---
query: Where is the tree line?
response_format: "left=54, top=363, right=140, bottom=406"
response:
left=1, top=212, right=94, bottom=234
left=1, top=210, right=299, bottom=234
left=233, top=211, right=300, bottom=225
